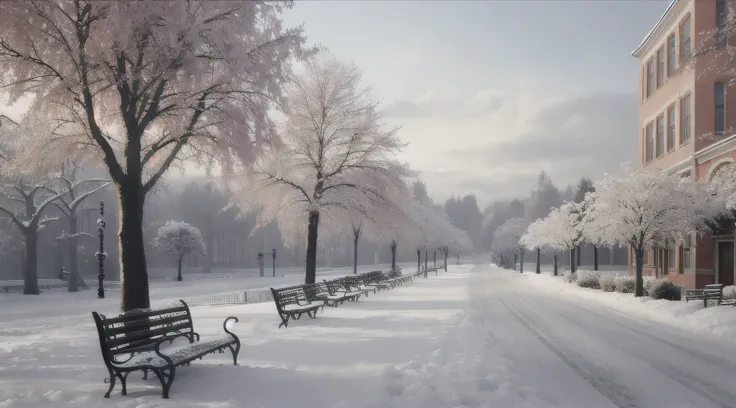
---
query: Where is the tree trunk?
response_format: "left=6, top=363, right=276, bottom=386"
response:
left=67, top=217, right=79, bottom=292
left=353, top=234, right=359, bottom=275
left=416, top=248, right=420, bottom=271
left=204, top=223, right=213, bottom=274
left=519, top=248, right=525, bottom=273
left=177, top=255, right=183, bottom=281
left=424, top=249, right=428, bottom=270
left=536, top=247, right=541, bottom=274
left=119, top=183, right=150, bottom=311
left=433, top=250, right=436, bottom=269
left=390, top=240, right=397, bottom=270
left=553, top=253, right=558, bottom=276
left=305, top=210, right=320, bottom=284
left=576, top=245, right=581, bottom=267
left=444, top=248, right=448, bottom=271
left=635, top=247, right=644, bottom=297
left=569, top=248, right=576, bottom=273
left=593, top=245, right=599, bottom=271
left=23, top=228, right=39, bottom=295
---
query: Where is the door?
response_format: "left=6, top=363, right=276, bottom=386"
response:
left=718, top=241, right=734, bottom=286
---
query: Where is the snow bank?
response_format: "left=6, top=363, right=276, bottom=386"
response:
left=517, top=269, right=736, bottom=339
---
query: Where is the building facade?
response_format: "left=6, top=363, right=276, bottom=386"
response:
left=632, top=0, right=736, bottom=288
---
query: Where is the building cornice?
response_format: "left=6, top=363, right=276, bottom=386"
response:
left=662, top=132, right=736, bottom=175
left=632, top=0, right=684, bottom=58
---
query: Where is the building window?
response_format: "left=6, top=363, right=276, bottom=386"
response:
left=667, top=105, right=676, bottom=151
left=646, top=59, right=655, bottom=97
left=668, top=34, right=676, bottom=77
left=681, top=15, right=691, bottom=63
left=645, top=122, right=654, bottom=162
left=656, top=115, right=665, bottom=157
left=716, top=82, right=726, bottom=134
left=717, top=0, right=728, bottom=48
left=657, top=48, right=665, bottom=87
left=682, top=234, right=692, bottom=271
left=681, top=94, right=691, bottom=143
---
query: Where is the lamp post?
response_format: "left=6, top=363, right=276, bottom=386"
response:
left=96, top=201, right=106, bottom=299
left=272, top=248, right=276, bottom=277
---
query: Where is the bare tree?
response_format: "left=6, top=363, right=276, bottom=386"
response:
left=233, top=55, right=407, bottom=284
left=50, top=163, right=110, bottom=292
left=0, top=1, right=309, bottom=310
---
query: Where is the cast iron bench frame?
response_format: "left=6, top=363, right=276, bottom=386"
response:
left=92, top=300, right=240, bottom=399
left=271, top=285, right=323, bottom=328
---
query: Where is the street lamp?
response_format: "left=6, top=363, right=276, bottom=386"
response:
left=96, top=201, right=106, bottom=299
left=272, top=249, right=276, bottom=277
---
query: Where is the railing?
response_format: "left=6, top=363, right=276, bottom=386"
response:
left=176, top=288, right=274, bottom=307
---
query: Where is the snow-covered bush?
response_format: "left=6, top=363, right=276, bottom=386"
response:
left=614, top=276, right=636, bottom=293
left=599, top=275, right=616, bottom=292
left=723, top=285, right=736, bottom=300
left=643, top=276, right=657, bottom=296
left=647, top=278, right=682, bottom=301
left=563, top=270, right=577, bottom=283
left=576, top=270, right=601, bottom=289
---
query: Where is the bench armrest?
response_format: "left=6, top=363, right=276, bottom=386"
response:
left=223, top=316, right=239, bottom=339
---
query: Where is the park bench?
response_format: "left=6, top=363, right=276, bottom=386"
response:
left=271, top=285, right=324, bottom=328
left=91, top=300, right=240, bottom=399
left=323, top=279, right=363, bottom=306
left=685, top=284, right=724, bottom=307
left=360, top=272, right=391, bottom=291
left=342, top=276, right=376, bottom=297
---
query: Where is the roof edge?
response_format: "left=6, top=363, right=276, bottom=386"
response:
left=632, top=0, right=680, bottom=58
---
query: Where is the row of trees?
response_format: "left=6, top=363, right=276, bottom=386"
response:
left=494, top=164, right=730, bottom=297
left=0, top=1, right=471, bottom=311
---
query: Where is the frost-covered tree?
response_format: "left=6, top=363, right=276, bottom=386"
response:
left=520, top=218, right=558, bottom=275
left=152, top=221, right=206, bottom=282
left=521, top=203, right=582, bottom=274
left=0, top=1, right=309, bottom=310
left=50, top=163, right=110, bottom=292
left=573, top=176, right=596, bottom=268
left=526, top=171, right=562, bottom=221
left=583, top=165, right=724, bottom=297
left=232, top=55, right=406, bottom=284
left=0, top=171, right=67, bottom=294
left=491, top=218, right=529, bottom=272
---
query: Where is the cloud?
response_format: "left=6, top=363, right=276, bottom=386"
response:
left=389, top=90, right=637, bottom=206
left=382, top=91, right=506, bottom=120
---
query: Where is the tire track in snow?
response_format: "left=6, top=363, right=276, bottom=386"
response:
left=497, top=295, right=639, bottom=408
left=517, top=291, right=736, bottom=408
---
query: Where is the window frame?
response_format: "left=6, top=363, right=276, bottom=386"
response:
left=715, top=81, right=726, bottom=134
left=645, top=122, right=654, bottom=162
left=646, top=58, right=655, bottom=98
left=656, top=114, right=665, bottom=157
left=717, top=0, right=728, bottom=49
left=680, top=15, right=691, bottom=64
left=657, top=47, right=665, bottom=88
left=667, top=34, right=676, bottom=77
left=667, top=104, right=676, bottom=152
left=681, top=93, right=692, bottom=144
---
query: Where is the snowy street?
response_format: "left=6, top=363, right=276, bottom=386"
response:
left=5, top=264, right=736, bottom=407
left=474, top=266, right=736, bottom=408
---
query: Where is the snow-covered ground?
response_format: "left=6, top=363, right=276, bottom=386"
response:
left=5, top=263, right=736, bottom=407
left=518, top=267, right=736, bottom=339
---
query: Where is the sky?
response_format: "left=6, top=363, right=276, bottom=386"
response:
left=282, top=0, right=670, bottom=207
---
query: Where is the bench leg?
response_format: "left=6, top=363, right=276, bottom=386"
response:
left=278, top=313, right=290, bottom=328
left=121, top=372, right=132, bottom=396
left=142, top=369, right=148, bottom=380
left=227, top=341, right=240, bottom=365
left=152, top=367, right=175, bottom=399
left=103, top=369, right=117, bottom=398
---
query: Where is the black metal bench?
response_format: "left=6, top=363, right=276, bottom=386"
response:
left=324, top=279, right=363, bottom=306
left=685, top=284, right=724, bottom=307
left=360, top=272, right=391, bottom=291
left=91, top=300, right=240, bottom=399
left=342, top=276, right=376, bottom=297
left=271, top=285, right=324, bottom=328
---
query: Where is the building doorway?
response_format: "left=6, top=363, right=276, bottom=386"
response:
left=717, top=241, right=734, bottom=286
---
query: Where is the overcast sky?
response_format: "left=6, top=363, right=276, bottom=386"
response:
left=283, top=0, right=668, bottom=207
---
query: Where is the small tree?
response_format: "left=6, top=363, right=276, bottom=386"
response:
left=521, top=204, right=581, bottom=274
left=153, top=221, right=206, bottom=282
left=491, top=218, right=529, bottom=272
left=574, top=176, right=597, bottom=269
left=583, top=165, right=724, bottom=297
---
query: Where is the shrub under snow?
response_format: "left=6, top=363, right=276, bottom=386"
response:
left=576, top=270, right=601, bottom=289
left=614, top=276, right=636, bottom=293
left=642, top=276, right=656, bottom=296
left=647, top=278, right=683, bottom=301
left=599, top=275, right=616, bottom=292
left=563, top=270, right=577, bottom=283
left=723, top=285, right=736, bottom=300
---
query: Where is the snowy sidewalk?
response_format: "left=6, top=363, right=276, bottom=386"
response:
left=0, top=266, right=472, bottom=407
